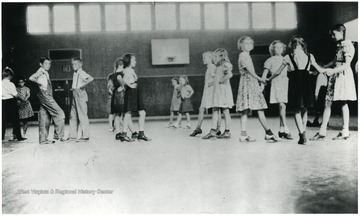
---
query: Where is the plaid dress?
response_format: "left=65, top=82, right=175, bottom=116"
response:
left=16, top=86, right=34, bottom=120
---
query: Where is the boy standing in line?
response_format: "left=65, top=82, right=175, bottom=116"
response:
left=68, top=57, right=94, bottom=142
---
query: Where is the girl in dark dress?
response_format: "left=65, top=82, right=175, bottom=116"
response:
left=111, top=57, right=138, bottom=141
left=270, top=36, right=325, bottom=144
left=122, top=53, right=151, bottom=142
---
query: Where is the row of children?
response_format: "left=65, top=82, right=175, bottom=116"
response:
left=167, top=23, right=356, bottom=145
left=2, top=57, right=94, bottom=144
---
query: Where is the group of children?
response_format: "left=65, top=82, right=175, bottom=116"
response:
left=3, top=23, right=356, bottom=146
left=2, top=57, right=94, bottom=144
left=107, top=53, right=151, bottom=142
left=167, top=23, right=357, bottom=145
left=2, top=68, right=31, bottom=141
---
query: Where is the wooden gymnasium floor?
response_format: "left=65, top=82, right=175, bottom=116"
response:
left=2, top=116, right=358, bottom=214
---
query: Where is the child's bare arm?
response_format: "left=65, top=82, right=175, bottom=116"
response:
left=29, top=69, right=44, bottom=85
left=268, top=63, right=286, bottom=81
left=246, top=65, right=266, bottom=84
left=220, top=70, right=233, bottom=83
left=310, top=54, right=326, bottom=74
left=187, top=86, right=194, bottom=98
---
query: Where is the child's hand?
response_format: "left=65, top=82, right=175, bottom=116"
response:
left=132, top=83, right=138, bottom=89
left=309, top=70, right=318, bottom=75
left=208, top=82, right=214, bottom=87
left=258, top=77, right=267, bottom=84
left=325, top=69, right=335, bottom=76
left=260, top=83, right=265, bottom=91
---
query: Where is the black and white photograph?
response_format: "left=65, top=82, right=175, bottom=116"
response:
left=1, top=0, right=358, bottom=214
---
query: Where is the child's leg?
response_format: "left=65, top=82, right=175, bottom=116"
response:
left=341, top=102, right=350, bottom=136
left=196, top=107, right=205, bottom=128
left=240, top=110, right=249, bottom=134
left=169, top=111, right=174, bottom=124
left=186, top=112, right=191, bottom=125
left=217, top=109, right=222, bottom=131
left=302, top=108, right=308, bottom=132
left=123, top=112, right=131, bottom=134
left=127, top=113, right=135, bottom=133
left=223, top=108, right=231, bottom=130
left=175, top=113, right=182, bottom=126
left=257, top=110, right=269, bottom=131
left=109, top=114, right=114, bottom=129
left=294, top=111, right=304, bottom=134
left=23, top=120, right=28, bottom=136
left=138, top=110, right=146, bottom=131
left=114, top=113, right=122, bottom=133
left=279, top=103, right=285, bottom=132
left=319, top=101, right=332, bottom=136
left=211, top=108, right=219, bottom=129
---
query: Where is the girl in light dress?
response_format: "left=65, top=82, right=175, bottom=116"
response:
left=190, top=51, right=222, bottom=137
left=202, top=48, right=233, bottom=139
left=261, top=40, right=293, bottom=140
left=236, top=36, right=279, bottom=142
left=310, top=24, right=357, bottom=141
left=16, top=76, right=34, bottom=138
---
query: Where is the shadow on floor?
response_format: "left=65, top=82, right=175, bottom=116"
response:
left=294, top=175, right=358, bottom=213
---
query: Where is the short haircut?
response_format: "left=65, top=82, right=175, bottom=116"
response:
left=71, top=57, right=83, bottom=63
left=288, top=35, right=308, bottom=54
left=2, top=67, right=14, bottom=79
left=268, top=40, right=286, bottom=56
left=237, top=36, right=254, bottom=51
left=214, top=48, right=230, bottom=65
left=330, top=23, right=346, bottom=39
left=113, top=57, right=123, bottom=73
left=171, top=77, right=179, bottom=84
left=39, top=56, right=51, bottom=64
left=17, top=75, right=27, bottom=82
left=122, top=53, right=135, bottom=69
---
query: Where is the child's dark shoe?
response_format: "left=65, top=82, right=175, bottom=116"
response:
left=265, top=134, right=280, bottom=142
left=121, top=135, right=135, bottom=142
left=190, top=128, right=202, bottom=137
left=115, top=133, right=122, bottom=140
left=279, top=132, right=293, bottom=140
left=298, top=132, right=307, bottom=145
left=217, top=131, right=231, bottom=139
left=138, top=134, right=151, bottom=141
left=131, top=132, right=139, bottom=139
left=216, top=130, right=221, bottom=136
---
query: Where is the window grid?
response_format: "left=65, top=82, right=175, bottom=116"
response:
left=104, top=4, right=127, bottom=31
left=79, top=4, right=101, bottom=32
left=26, top=2, right=297, bottom=34
left=53, top=5, right=76, bottom=33
left=27, top=5, right=51, bottom=34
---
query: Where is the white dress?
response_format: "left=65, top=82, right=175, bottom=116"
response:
left=332, top=39, right=357, bottom=101
left=212, top=62, right=234, bottom=108
left=200, top=64, right=216, bottom=109
left=264, top=56, right=289, bottom=104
